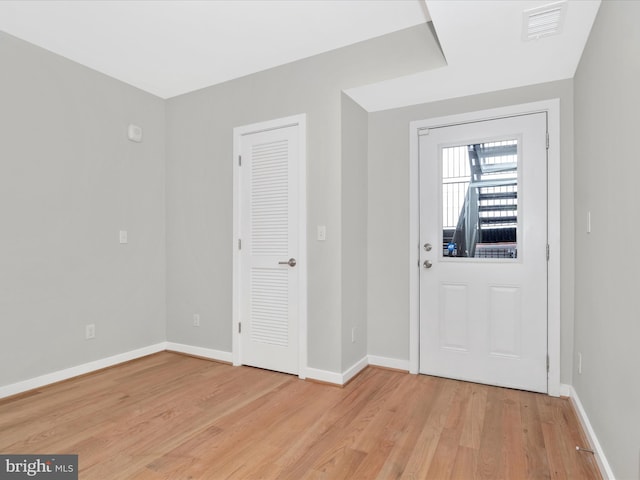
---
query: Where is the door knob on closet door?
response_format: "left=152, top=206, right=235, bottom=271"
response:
left=278, top=258, right=297, bottom=267
left=423, top=260, right=433, bottom=269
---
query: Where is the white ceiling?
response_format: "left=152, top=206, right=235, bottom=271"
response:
left=347, top=0, right=601, bottom=111
left=0, top=0, right=600, bottom=111
left=0, top=0, right=429, bottom=99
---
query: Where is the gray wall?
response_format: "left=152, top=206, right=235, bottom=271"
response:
left=165, top=24, right=445, bottom=373
left=0, top=32, right=166, bottom=386
left=574, top=2, right=640, bottom=478
left=367, top=80, right=575, bottom=384
left=341, top=93, right=369, bottom=370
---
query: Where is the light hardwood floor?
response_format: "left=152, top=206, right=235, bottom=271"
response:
left=0, top=352, right=601, bottom=479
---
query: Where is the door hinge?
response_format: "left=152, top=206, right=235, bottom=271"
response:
left=238, top=238, right=242, bottom=250
left=546, top=131, right=549, bottom=150
left=546, top=244, right=550, bottom=261
left=546, top=354, right=550, bottom=372
left=238, top=322, right=242, bottom=334
left=238, top=155, right=242, bottom=166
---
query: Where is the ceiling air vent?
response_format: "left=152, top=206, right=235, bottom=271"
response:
left=522, top=1, right=567, bottom=41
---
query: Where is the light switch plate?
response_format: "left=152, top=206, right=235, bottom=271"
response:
left=119, top=230, right=128, bottom=244
left=85, top=324, right=95, bottom=340
left=317, top=225, right=326, bottom=241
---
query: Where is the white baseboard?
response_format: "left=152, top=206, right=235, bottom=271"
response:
left=559, top=383, right=571, bottom=397
left=305, top=355, right=410, bottom=387
left=165, top=342, right=233, bottom=363
left=567, top=385, right=615, bottom=479
left=342, top=356, right=369, bottom=384
left=367, top=355, right=410, bottom=372
left=0, top=342, right=166, bottom=400
left=306, top=356, right=391, bottom=386
left=305, top=367, right=343, bottom=386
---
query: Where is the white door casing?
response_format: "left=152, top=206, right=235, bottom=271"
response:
left=232, top=114, right=307, bottom=377
left=408, top=100, right=561, bottom=396
left=419, top=113, right=548, bottom=393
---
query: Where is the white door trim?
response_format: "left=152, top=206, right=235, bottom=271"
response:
left=232, top=113, right=308, bottom=379
left=409, top=100, right=561, bottom=396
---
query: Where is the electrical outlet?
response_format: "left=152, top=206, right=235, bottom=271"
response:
left=119, top=230, right=128, bottom=244
left=351, top=327, right=356, bottom=344
left=85, top=324, right=95, bottom=340
left=193, top=314, right=200, bottom=327
left=578, top=352, right=582, bottom=374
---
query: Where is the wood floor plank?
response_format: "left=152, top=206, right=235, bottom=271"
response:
left=459, top=381, right=488, bottom=450
left=502, top=388, right=527, bottom=479
left=424, top=380, right=471, bottom=479
left=371, top=374, right=443, bottom=479
left=304, top=447, right=367, bottom=480
left=521, top=390, right=553, bottom=479
left=303, top=370, right=404, bottom=478
left=0, top=352, right=603, bottom=480
left=276, top=370, right=397, bottom=480
left=235, top=382, right=343, bottom=479
left=199, top=379, right=328, bottom=479
left=348, top=374, right=425, bottom=479
left=450, top=445, right=478, bottom=480
left=398, top=376, right=459, bottom=479
left=537, top=394, right=603, bottom=480
left=476, top=386, right=505, bottom=480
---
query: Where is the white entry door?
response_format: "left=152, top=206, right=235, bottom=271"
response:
left=419, top=113, right=548, bottom=393
left=235, top=116, right=305, bottom=375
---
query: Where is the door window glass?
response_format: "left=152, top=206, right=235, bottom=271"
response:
left=442, top=140, right=518, bottom=259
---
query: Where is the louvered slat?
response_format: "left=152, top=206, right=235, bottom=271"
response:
left=251, top=139, right=288, bottom=256
left=250, top=268, right=289, bottom=347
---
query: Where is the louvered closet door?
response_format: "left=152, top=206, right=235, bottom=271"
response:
left=239, top=124, right=299, bottom=375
